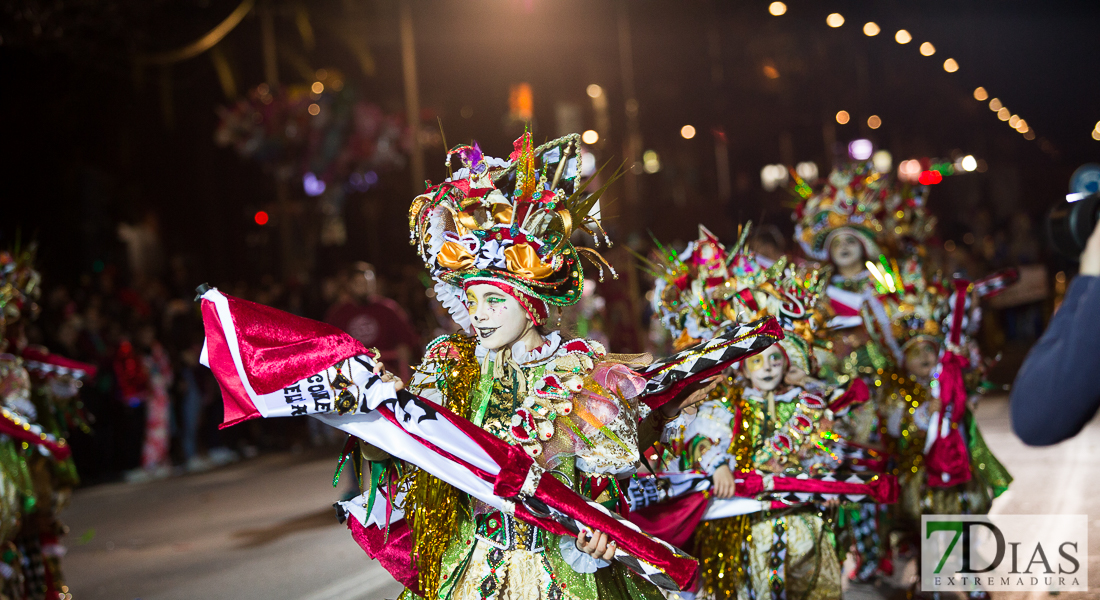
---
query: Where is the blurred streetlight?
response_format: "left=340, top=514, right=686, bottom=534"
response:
left=582, top=130, right=599, bottom=144
left=586, top=84, right=603, bottom=99
left=867, top=115, right=882, bottom=129
left=895, top=29, right=912, bottom=44
left=835, top=110, right=850, bottom=124
left=826, top=13, right=845, bottom=27
left=863, top=22, right=880, bottom=36
left=681, top=124, right=696, bottom=139
left=872, top=150, right=892, bottom=173
left=796, top=161, right=818, bottom=181
left=919, top=42, right=936, bottom=56
left=973, top=87, right=988, bottom=101
left=768, top=2, right=786, bottom=16
left=943, top=58, right=959, bottom=73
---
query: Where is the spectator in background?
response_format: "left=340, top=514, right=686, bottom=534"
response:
left=324, top=262, right=419, bottom=381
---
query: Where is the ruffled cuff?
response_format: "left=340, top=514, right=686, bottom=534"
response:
left=698, top=443, right=732, bottom=474
left=558, top=533, right=611, bottom=573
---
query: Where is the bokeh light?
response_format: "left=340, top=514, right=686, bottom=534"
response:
left=582, top=130, right=599, bottom=144
left=943, top=58, right=959, bottom=73
left=872, top=150, right=893, bottom=173
left=681, top=124, right=696, bottom=139
left=989, top=98, right=1002, bottom=111
left=867, top=115, right=882, bottom=129
left=254, top=211, right=269, bottom=225
left=961, top=155, right=978, bottom=172
left=311, top=82, right=324, bottom=94
left=973, top=87, right=988, bottom=101
left=826, top=13, right=845, bottom=27
left=895, top=29, right=912, bottom=44
left=863, top=22, right=880, bottom=36
left=586, top=84, right=603, bottom=98
left=795, top=161, right=818, bottom=181
left=997, top=107, right=1011, bottom=121
left=307, top=103, right=321, bottom=116
left=848, top=139, right=873, bottom=160
left=768, top=2, right=786, bottom=16
left=835, top=110, right=850, bottom=124
left=919, top=42, right=936, bottom=56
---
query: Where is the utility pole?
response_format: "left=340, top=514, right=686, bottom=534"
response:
left=400, top=0, right=425, bottom=192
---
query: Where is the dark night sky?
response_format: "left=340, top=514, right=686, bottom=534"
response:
left=2, top=0, right=1098, bottom=285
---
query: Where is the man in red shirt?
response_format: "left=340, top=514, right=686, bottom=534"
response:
left=324, top=262, right=420, bottom=381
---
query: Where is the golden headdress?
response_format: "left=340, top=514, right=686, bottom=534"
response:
left=409, top=132, right=618, bottom=330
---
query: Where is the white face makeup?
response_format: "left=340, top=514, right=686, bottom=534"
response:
left=829, top=232, right=865, bottom=271
left=743, top=344, right=787, bottom=392
left=904, top=341, right=939, bottom=379
left=465, top=283, right=536, bottom=351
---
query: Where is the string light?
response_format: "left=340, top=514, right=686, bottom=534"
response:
left=768, top=2, right=787, bottom=16
left=919, top=42, right=936, bottom=56
left=895, top=29, right=912, bottom=44
left=988, top=98, right=1002, bottom=111
left=943, top=58, right=959, bottom=73
left=997, top=107, right=1011, bottom=121
left=863, top=22, right=880, bottom=36
left=973, top=87, right=988, bottom=101
left=826, top=13, right=845, bottom=28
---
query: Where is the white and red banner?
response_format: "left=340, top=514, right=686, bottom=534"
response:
left=198, top=288, right=698, bottom=592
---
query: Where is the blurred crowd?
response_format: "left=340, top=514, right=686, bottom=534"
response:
left=22, top=257, right=435, bottom=485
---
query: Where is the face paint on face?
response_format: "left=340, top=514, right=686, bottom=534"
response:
left=829, top=232, right=865, bottom=271
left=465, top=283, right=536, bottom=351
left=904, top=341, right=939, bottom=379
left=744, top=345, right=787, bottom=392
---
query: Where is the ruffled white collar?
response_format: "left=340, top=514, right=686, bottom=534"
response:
left=475, top=331, right=563, bottom=366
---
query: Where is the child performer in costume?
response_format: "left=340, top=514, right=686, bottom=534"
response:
left=791, top=163, right=933, bottom=581
left=645, top=227, right=883, bottom=600
left=381, top=133, right=713, bottom=600
left=0, top=248, right=89, bottom=600
left=877, top=267, right=1011, bottom=599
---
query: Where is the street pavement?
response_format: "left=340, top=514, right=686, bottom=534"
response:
left=63, top=396, right=1100, bottom=599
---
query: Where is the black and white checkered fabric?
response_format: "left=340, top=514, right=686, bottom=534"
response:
left=523, top=496, right=694, bottom=592
left=638, top=318, right=781, bottom=399
left=624, top=472, right=711, bottom=512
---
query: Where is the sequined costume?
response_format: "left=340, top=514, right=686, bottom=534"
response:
left=645, top=226, right=868, bottom=599
left=392, top=132, right=668, bottom=600
left=404, top=333, right=661, bottom=600
left=0, top=248, right=85, bottom=600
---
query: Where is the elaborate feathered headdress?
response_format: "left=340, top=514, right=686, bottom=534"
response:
left=792, top=162, right=933, bottom=262
left=0, top=246, right=40, bottom=330
left=409, top=132, right=618, bottom=331
left=646, top=224, right=829, bottom=370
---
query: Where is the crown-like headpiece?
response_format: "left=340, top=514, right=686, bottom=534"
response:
left=409, top=132, right=617, bottom=331
left=647, top=224, right=829, bottom=368
left=793, top=162, right=934, bottom=262
left=0, top=246, right=40, bottom=330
